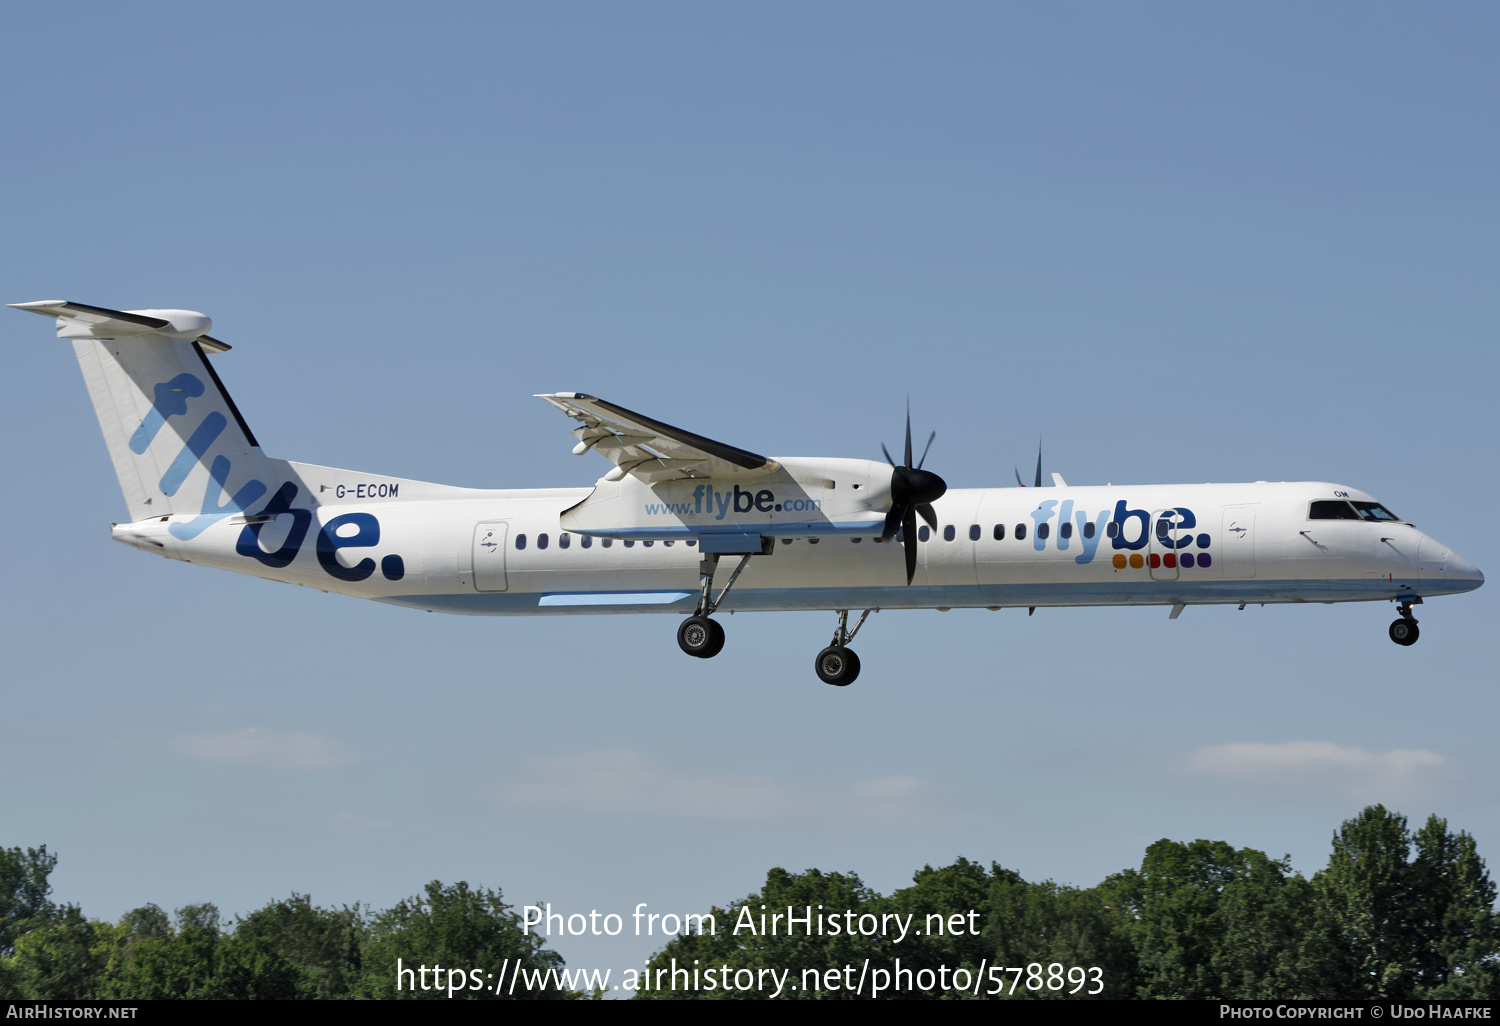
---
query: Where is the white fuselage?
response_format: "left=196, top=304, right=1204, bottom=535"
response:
left=111, top=475, right=1483, bottom=617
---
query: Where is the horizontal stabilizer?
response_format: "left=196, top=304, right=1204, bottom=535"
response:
left=9, top=300, right=230, bottom=350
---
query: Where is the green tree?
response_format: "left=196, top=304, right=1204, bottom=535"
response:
left=1315, top=805, right=1422, bottom=998
left=233, top=894, right=365, bottom=998
left=989, top=874, right=1138, bottom=999
left=1210, top=857, right=1344, bottom=998
left=878, top=857, right=996, bottom=981
left=0, top=845, right=57, bottom=955
left=98, top=900, right=302, bottom=999
left=1407, top=815, right=1500, bottom=998
left=355, top=881, right=572, bottom=999
left=6, top=905, right=113, bottom=999
left=1107, top=838, right=1323, bottom=999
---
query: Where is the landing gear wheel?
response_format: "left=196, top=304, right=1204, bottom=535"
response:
left=815, top=646, right=861, bottom=686
left=1389, top=619, right=1420, bottom=646
left=702, top=619, right=725, bottom=658
left=678, top=616, right=725, bottom=658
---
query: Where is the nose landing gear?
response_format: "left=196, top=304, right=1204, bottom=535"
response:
left=1388, top=598, right=1421, bottom=646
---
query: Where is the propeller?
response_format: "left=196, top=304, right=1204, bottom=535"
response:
left=1013, top=442, right=1042, bottom=488
left=880, top=408, right=947, bottom=584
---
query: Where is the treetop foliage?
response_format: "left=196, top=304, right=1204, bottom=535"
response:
left=637, top=807, right=1499, bottom=1001
left=2, top=807, right=1495, bottom=1000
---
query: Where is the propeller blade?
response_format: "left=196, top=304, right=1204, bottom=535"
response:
left=916, top=431, right=936, bottom=471
left=916, top=503, right=938, bottom=531
left=904, top=409, right=913, bottom=469
left=1014, top=466, right=1025, bottom=488
left=1034, top=445, right=1043, bottom=489
left=881, top=442, right=896, bottom=467
left=903, top=508, right=918, bottom=584
left=883, top=504, right=904, bottom=539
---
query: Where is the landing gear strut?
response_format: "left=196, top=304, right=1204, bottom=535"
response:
left=676, top=552, right=752, bottom=659
left=1389, top=598, right=1421, bottom=647
left=815, top=609, right=874, bottom=686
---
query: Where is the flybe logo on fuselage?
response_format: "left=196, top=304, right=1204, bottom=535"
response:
left=644, top=485, right=823, bottom=520
left=135, top=371, right=406, bottom=584
left=1027, top=499, right=1212, bottom=567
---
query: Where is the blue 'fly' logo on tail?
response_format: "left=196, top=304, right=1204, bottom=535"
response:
left=129, top=373, right=206, bottom=454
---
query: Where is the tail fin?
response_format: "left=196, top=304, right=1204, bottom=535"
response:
left=12, top=300, right=276, bottom=524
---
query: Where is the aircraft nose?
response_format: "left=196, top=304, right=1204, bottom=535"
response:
left=1448, top=550, right=1484, bottom=591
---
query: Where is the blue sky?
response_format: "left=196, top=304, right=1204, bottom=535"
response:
left=2, top=2, right=1496, bottom=983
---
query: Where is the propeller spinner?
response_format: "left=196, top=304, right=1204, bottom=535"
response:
left=880, top=410, right=947, bottom=584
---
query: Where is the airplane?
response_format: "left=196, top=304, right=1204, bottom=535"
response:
left=12, top=300, right=1484, bottom=686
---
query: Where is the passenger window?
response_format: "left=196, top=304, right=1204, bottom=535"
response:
left=1310, top=500, right=1360, bottom=520
left=602, top=538, right=613, bottom=548
left=1015, top=523, right=1027, bottom=540
left=918, top=526, right=930, bottom=542
left=686, top=540, right=696, bottom=547
left=624, top=540, right=635, bottom=547
left=1038, top=523, right=1050, bottom=540
left=943, top=525, right=955, bottom=541
left=1106, top=522, right=1118, bottom=538
left=559, top=533, right=571, bottom=549
left=993, top=524, right=1006, bottom=541
left=851, top=537, right=862, bottom=544
left=582, top=536, right=593, bottom=549
left=1083, top=521, right=1095, bottom=539
left=537, top=533, right=549, bottom=549
left=1060, top=522, right=1073, bottom=539
left=664, top=540, right=674, bottom=546
left=969, top=524, right=980, bottom=541
left=643, top=540, right=653, bottom=547
left=515, top=533, right=527, bottom=550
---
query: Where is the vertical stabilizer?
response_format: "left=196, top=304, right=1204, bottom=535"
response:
left=12, top=301, right=274, bottom=524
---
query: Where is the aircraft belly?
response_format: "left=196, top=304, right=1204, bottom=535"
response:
left=374, top=576, right=1421, bottom=616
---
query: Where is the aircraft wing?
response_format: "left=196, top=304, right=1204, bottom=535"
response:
left=536, top=393, right=780, bottom=482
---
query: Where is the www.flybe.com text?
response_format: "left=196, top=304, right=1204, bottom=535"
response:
left=644, top=486, right=822, bottom=519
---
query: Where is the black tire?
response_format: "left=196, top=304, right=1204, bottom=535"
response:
left=815, top=646, right=861, bottom=686
left=678, top=616, right=720, bottom=658
left=1389, top=619, right=1420, bottom=646
left=701, top=618, right=726, bottom=658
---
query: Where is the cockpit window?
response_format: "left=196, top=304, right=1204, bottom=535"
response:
left=1309, top=500, right=1361, bottom=520
left=1309, top=499, right=1403, bottom=523
left=1350, top=501, right=1401, bottom=523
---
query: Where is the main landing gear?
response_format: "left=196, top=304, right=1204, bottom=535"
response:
left=1388, top=598, right=1421, bottom=647
left=815, top=609, right=873, bottom=687
left=676, top=552, right=752, bottom=659
left=675, top=558, right=877, bottom=687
